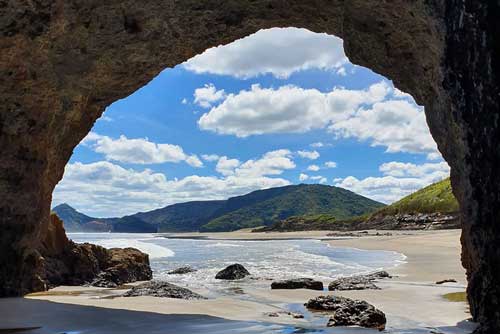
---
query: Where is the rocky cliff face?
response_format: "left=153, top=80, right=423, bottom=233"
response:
left=34, top=214, right=152, bottom=291
left=0, top=1, right=498, bottom=332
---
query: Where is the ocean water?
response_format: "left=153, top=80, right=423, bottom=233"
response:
left=68, top=233, right=406, bottom=296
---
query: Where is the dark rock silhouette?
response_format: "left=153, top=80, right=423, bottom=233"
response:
left=215, top=264, right=250, bottom=280
left=271, top=278, right=323, bottom=290
left=124, top=281, right=206, bottom=299
left=305, top=295, right=386, bottom=330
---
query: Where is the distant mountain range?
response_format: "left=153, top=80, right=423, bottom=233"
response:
left=53, top=184, right=385, bottom=233
left=255, top=178, right=459, bottom=232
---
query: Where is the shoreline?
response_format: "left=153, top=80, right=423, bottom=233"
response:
left=2, top=229, right=474, bottom=333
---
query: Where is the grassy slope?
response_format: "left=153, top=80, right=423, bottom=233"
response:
left=255, top=178, right=458, bottom=232
left=201, top=184, right=385, bottom=232
left=372, top=177, right=458, bottom=216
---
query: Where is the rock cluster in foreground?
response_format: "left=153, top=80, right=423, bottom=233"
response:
left=40, top=214, right=152, bottom=290
left=124, top=281, right=206, bottom=299
left=271, top=278, right=324, bottom=290
left=215, top=264, right=250, bottom=280
left=305, top=295, right=386, bottom=330
left=328, top=271, right=391, bottom=291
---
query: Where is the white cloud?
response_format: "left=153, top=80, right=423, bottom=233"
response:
left=378, top=161, right=449, bottom=178
left=53, top=160, right=292, bottom=217
left=197, top=82, right=389, bottom=137
left=335, top=161, right=450, bottom=203
left=216, top=156, right=241, bottom=176
left=181, top=98, right=188, bottom=105
left=299, top=173, right=309, bottom=181
left=234, top=149, right=296, bottom=178
left=307, top=164, right=320, bottom=172
left=329, top=99, right=438, bottom=155
left=201, top=154, right=220, bottom=162
left=297, top=150, right=320, bottom=160
left=325, top=161, right=337, bottom=168
left=426, top=152, right=443, bottom=161
left=184, top=27, right=347, bottom=79
left=193, top=83, right=226, bottom=108
left=82, top=132, right=203, bottom=167
left=310, top=142, right=324, bottom=148
left=197, top=81, right=438, bottom=157
left=310, top=175, right=327, bottom=184
left=336, top=67, right=347, bottom=76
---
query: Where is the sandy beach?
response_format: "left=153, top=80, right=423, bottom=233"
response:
left=1, top=229, right=475, bottom=333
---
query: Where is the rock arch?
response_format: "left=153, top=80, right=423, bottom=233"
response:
left=1, top=1, right=498, bottom=332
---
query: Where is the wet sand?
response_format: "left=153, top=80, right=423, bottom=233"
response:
left=1, top=229, right=475, bottom=333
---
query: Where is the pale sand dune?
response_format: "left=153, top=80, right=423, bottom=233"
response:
left=3, top=229, right=474, bottom=333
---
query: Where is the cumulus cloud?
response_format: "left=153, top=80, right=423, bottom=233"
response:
left=216, top=156, right=241, bottom=176
left=335, top=161, right=450, bottom=203
left=310, top=142, right=324, bottom=148
left=307, top=164, right=320, bottom=172
left=201, top=154, right=220, bottom=162
left=233, top=149, right=296, bottom=178
left=193, top=83, right=226, bottom=108
left=82, top=132, right=203, bottom=167
left=198, top=82, right=390, bottom=138
left=52, top=160, right=292, bottom=217
left=184, top=27, right=347, bottom=79
left=310, top=175, right=327, bottom=184
left=297, top=150, right=320, bottom=160
left=325, top=161, right=337, bottom=168
left=329, top=99, right=437, bottom=155
left=299, top=173, right=309, bottom=181
left=197, top=81, right=439, bottom=157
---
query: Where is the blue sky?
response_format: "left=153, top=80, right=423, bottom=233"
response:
left=52, top=28, right=449, bottom=217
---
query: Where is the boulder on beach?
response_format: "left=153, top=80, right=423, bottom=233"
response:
left=271, top=278, right=323, bottom=290
left=167, top=266, right=197, bottom=275
left=90, top=247, right=153, bottom=288
left=305, top=295, right=386, bottom=330
left=328, top=271, right=391, bottom=291
left=123, top=281, right=206, bottom=299
left=215, top=264, right=250, bottom=280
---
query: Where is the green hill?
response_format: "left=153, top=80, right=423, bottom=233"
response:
left=255, top=178, right=459, bottom=232
left=52, top=204, right=156, bottom=233
left=200, top=184, right=385, bottom=232
left=132, top=200, right=226, bottom=232
left=52, top=203, right=95, bottom=231
left=372, top=177, right=458, bottom=216
left=54, top=184, right=385, bottom=233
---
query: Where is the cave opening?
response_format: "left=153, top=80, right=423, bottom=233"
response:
left=1, top=2, right=499, bottom=333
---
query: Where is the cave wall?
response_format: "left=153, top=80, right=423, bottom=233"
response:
left=0, top=0, right=498, bottom=332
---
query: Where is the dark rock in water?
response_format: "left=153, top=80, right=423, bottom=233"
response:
left=271, top=278, right=323, bottom=290
left=436, top=278, right=457, bottom=284
left=167, top=266, right=197, bottom=275
left=328, top=271, right=391, bottom=291
left=123, top=281, right=206, bottom=299
left=305, top=295, right=386, bottom=330
left=215, top=264, right=250, bottom=280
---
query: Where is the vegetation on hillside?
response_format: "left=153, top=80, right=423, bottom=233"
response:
left=371, top=178, right=458, bottom=216
left=200, top=184, right=384, bottom=232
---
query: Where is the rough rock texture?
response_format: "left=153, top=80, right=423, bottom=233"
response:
left=167, top=266, right=197, bottom=275
left=123, top=281, right=206, bottom=299
left=328, top=271, right=391, bottom=291
left=361, top=213, right=460, bottom=230
left=35, top=214, right=151, bottom=289
left=305, top=295, right=386, bottom=330
left=215, top=264, right=250, bottom=280
left=0, top=1, right=498, bottom=332
left=271, top=278, right=324, bottom=290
